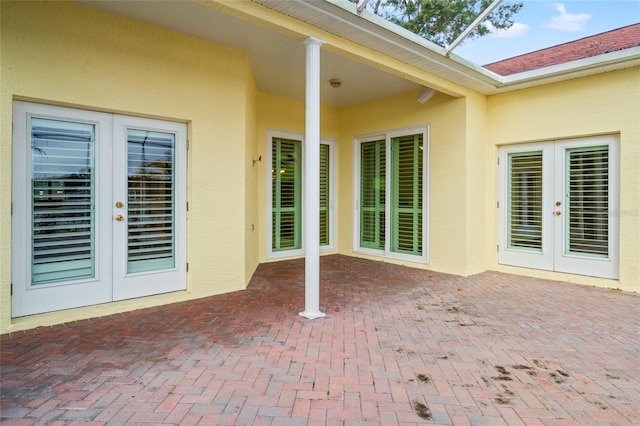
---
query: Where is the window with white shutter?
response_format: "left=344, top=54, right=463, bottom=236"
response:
left=507, top=151, right=543, bottom=251
left=359, top=139, right=386, bottom=250
left=271, top=137, right=302, bottom=252
left=126, top=129, right=176, bottom=273
left=391, top=134, right=423, bottom=256
left=354, top=126, right=429, bottom=263
left=267, top=132, right=336, bottom=258
left=319, top=143, right=331, bottom=247
left=31, top=118, right=96, bottom=284
left=565, top=145, right=609, bottom=257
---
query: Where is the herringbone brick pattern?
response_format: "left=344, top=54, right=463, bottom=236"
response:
left=1, top=255, right=639, bottom=425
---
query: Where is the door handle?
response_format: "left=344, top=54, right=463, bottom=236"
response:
left=115, top=214, right=124, bottom=221
left=554, top=211, right=562, bottom=216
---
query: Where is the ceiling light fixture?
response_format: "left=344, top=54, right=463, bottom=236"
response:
left=329, top=79, right=342, bottom=88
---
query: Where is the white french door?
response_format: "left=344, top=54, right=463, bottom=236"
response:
left=498, top=135, right=619, bottom=279
left=12, top=102, right=187, bottom=317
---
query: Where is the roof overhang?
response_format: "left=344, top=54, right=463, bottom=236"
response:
left=78, top=0, right=640, bottom=104
left=261, top=0, right=640, bottom=94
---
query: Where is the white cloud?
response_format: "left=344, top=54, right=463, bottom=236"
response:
left=487, top=21, right=530, bottom=38
left=545, top=3, right=591, bottom=31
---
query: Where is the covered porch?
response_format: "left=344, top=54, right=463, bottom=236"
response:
left=2, top=256, right=638, bottom=424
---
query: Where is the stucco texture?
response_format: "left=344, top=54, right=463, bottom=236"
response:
left=2, top=0, right=638, bottom=333
left=1, top=1, right=257, bottom=333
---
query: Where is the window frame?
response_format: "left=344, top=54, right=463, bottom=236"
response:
left=353, top=125, right=430, bottom=263
left=266, top=130, right=336, bottom=259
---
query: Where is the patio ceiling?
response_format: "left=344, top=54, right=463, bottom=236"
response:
left=80, top=0, right=640, bottom=107
left=79, top=0, right=420, bottom=108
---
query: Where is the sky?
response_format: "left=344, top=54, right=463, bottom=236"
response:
left=454, top=1, right=640, bottom=65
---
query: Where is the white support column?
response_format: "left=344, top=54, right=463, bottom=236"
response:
left=300, top=37, right=326, bottom=320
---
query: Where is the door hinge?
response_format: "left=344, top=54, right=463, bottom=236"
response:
left=186, top=263, right=189, bottom=272
left=186, top=202, right=189, bottom=212
left=10, top=283, right=13, bottom=296
left=497, top=201, right=499, bottom=208
left=497, top=157, right=499, bottom=165
left=186, top=139, right=189, bottom=151
left=497, top=244, right=499, bottom=252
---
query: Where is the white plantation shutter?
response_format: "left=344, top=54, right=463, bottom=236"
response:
left=126, top=129, right=176, bottom=273
left=272, top=138, right=302, bottom=251
left=31, top=118, right=96, bottom=284
left=566, top=146, right=609, bottom=257
left=360, top=139, right=386, bottom=250
left=507, top=151, right=543, bottom=251
left=319, top=143, right=330, bottom=246
left=268, top=134, right=334, bottom=257
left=391, top=134, right=423, bottom=256
left=356, top=127, right=428, bottom=261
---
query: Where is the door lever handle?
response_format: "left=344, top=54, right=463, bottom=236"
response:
left=115, top=214, right=124, bottom=221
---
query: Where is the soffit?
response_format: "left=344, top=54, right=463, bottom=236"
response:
left=78, top=0, right=419, bottom=108
left=253, top=0, right=502, bottom=93
left=79, top=0, right=640, bottom=104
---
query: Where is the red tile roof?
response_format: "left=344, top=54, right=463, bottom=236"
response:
left=484, top=23, right=640, bottom=76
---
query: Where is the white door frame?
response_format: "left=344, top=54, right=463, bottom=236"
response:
left=11, top=101, right=187, bottom=317
left=498, top=135, right=619, bottom=279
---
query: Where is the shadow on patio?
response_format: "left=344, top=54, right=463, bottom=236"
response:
left=1, top=255, right=639, bottom=424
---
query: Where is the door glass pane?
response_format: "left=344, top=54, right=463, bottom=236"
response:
left=31, top=118, right=95, bottom=284
left=508, top=151, right=543, bottom=251
left=272, top=138, right=301, bottom=251
left=391, top=134, right=423, bottom=255
left=360, top=140, right=386, bottom=250
left=127, top=129, right=176, bottom=273
left=566, top=146, right=609, bottom=257
left=319, top=143, right=330, bottom=246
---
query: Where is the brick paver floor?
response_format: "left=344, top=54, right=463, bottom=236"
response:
left=1, top=255, right=639, bottom=425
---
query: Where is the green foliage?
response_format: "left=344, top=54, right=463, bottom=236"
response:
left=357, top=0, right=523, bottom=48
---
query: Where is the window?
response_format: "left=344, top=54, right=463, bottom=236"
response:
left=507, top=151, right=543, bottom=251
left=354, top=126, right=429, bottom=263
left=271, top=137, right=302, bottom=252
left=267, top=131, right=336, bottom=258
left=359, top=139, right=386, bottom=250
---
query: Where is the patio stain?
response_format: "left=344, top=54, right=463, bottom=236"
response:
left=411, top=400, right=432, bottom=420
left=416, top=374, right=431, bottom=384
left=2, top=255, right=639, bottom=424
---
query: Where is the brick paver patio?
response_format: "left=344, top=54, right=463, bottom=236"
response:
left=1, top=255, right=639, bottom=425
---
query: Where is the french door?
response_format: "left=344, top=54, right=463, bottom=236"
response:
left=12, top=102, right=187, bottom=317
left=498, top=135, right=619, bottom=279
left=354, top=126, right=429, bottom=263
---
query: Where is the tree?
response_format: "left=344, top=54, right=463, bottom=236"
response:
left=356, top=0, right=523, bottom=48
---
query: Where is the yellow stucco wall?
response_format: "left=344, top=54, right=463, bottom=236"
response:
left=487, top=67, right=640, bottom=292
left=255, top=90, right=483, bottom=278
left=245, top=71, right=260, bottom=285
left=338, top=91, right=473, bottom=275
left=463, top=92, right=490, bottom=276
left=0, top=1, right=257, bottom=333
left=2, top=0, right=637, bottom=334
